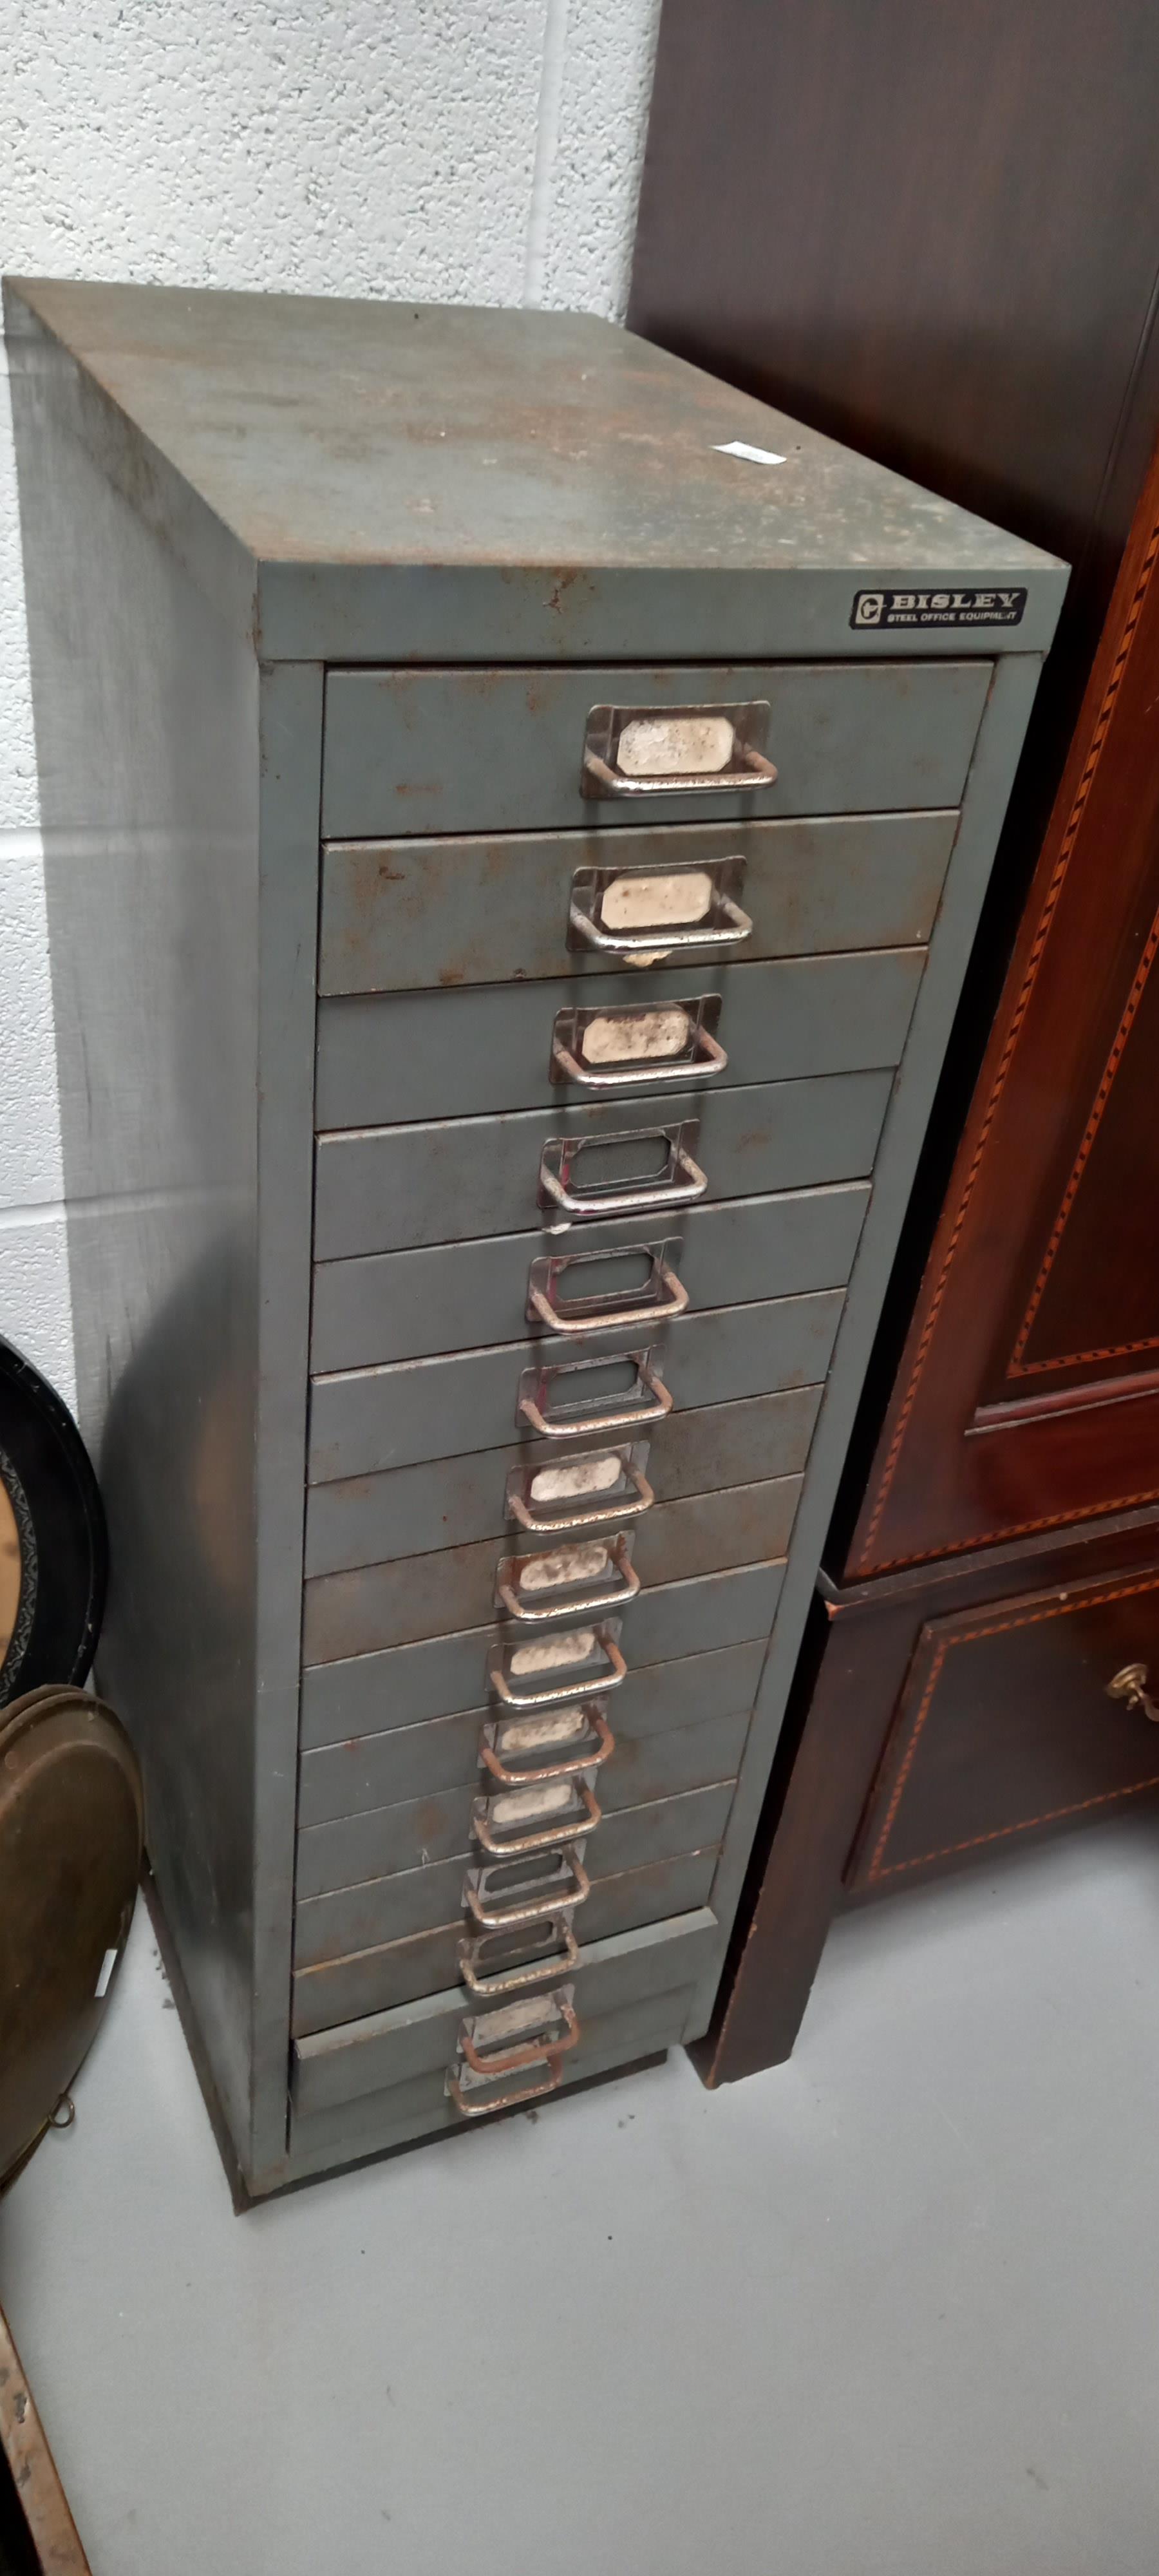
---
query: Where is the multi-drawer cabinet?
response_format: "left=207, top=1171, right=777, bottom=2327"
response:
left=5, top=277, right=1064, bottom=2194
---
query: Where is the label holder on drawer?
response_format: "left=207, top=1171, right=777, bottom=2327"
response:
left=538, top=1122, right=706, bottom=1231
left=550, top=993, right=726, bottom=1090
left=568, top=852, right=751, bottom=964
left=516, top=1348, right=674, bottom=1440
left=528, top=1242, right=689, bottom=1336
left=580, top=703, right=777, bottom=800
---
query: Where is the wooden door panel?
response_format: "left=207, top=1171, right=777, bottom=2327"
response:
left=847, top=454, right=1159, bottom=1571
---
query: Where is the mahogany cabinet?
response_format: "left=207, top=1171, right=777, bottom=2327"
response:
left=697, top=436, right=1159, bottom=2082
left=630, top=0, right=1159, bottom=2079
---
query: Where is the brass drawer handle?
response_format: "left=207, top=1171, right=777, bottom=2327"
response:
left=480, top=1704, right=616, bottom=1787
left=551, top=996, right=726, bottom=1090
left=538, top=1124, right=707, bottom=1226
left=507, top=1446, right=653, bottom=1536
left=458, top=1990, right=580, bottom=2083
left=458, top=1913, right=581, bottom=1998
left=528, top=1247, right=689, bottom=1337
left=473, top=1778, right=601, bottom=1858
left=517, top=1350, right=673, bottom=1439
left=1106, top=1662, right=1159, bottom=1723
left=581, top=702, right=777, bottom=800
left=495, top=1531, right=640, bottom=1625
left=487, top=1626, right=628, bottom=1710
left=464, top=1846, right=592, bottom=1929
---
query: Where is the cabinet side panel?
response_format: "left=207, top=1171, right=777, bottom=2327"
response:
left=9, top=326, right=263, bottom=2159
left=250, top=663, right=324, bottom=2184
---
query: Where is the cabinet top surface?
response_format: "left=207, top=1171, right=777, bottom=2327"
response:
left=5, top=276, right=1060, bottom=585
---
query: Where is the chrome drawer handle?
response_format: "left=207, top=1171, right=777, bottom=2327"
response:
left=458, top=1989, right=580, bottom=2080
left=507, top=1448, right=654, bottom=1536
left=495, top=1531, right=640, bottom=1625
left=551, top=996, right=726, bottom=1090
left=464, top=1846, right=591, bottom=1929
left=517, top=1350, right=673, bottom=1439
left=480, top=1705, right=615, bottom=1787
left=472, top=1779, right=601, bottom=1858
left=570, top=883, right=753, bottom=960
left=458, top=1913, right=581, bottom=1998
left=487, top=1627, right=628, bottom=1710
left=448, top=2061, right=564, bottom=2119
left=528, top=1248, right=689, bottom=1337
left=581, top=701, right=777, bottom=800
left=538, top=1125, right=706, bottom=1226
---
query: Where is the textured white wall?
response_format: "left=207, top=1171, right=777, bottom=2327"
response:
left=1, top=0, right=661, bottom=1408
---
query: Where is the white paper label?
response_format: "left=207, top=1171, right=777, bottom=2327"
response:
left=95, top=1947, right=118, bottom=1999
left=488, top=1777, right=576, bottom=1830
left=471, top=1994, right=561, bottom=2046
left=581, top=1006, right=690, bottom=1066
left=496, top=1705, right=587, bottom=1755
left=529, top=1454, right=621, bottom=1504
left=509, top=1627, right=596, bottom=1677
left=714, top=439, right=787, bottom=466
left=617, top=714, right=734, bottom=777
left=599, top=869, right=714, bottom=931
left=519, top=1541, right=609, bottom=1594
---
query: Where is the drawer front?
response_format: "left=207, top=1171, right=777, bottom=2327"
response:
left=315, top=949, right=923, bottom=1129
left=292, top=1911, right=716, bottom=2119
left=304, top=1386, right=822, bottom=1578
left=302, top=1477, right=796, bottom=1663
left=311, top=1179, right=871, bottom=1373
left=292, top=1848, right=719, bottom=2035
left=299, top=1637, right=766, bottom=1821
left=296, top=1707, right=749, bottom=1896
left=308, top=1289, right=845, bottom=1482
left=318, top=811, right=957, bottom=997
left=321, top=661, right=991, bottom=837
left=301, top=1558, right=783, bottom=1742
left=847, top=1564, right=1159, bottom=1891
left=294, top=1779, right=736, bottom=1967
left=290, top=1978, right=698, bottom=2160
left=313, top=1077, right=885, bottom=1262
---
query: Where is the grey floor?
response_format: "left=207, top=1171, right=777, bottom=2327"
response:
left=4, top=1815, right=1158, bottom=2576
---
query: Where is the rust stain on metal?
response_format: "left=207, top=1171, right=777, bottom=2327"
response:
left=546, top=568, right=580, bottom=615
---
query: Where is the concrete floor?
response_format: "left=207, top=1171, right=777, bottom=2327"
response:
left=3, top=1814, right=1158, bottom=2576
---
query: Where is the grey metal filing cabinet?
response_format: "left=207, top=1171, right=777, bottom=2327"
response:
left=5, top=277, right=1065, bottom=2195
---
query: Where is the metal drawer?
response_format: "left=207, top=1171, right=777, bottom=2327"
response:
left=294, top=1778, right=736, bottom=1968
left=308, top=1291, right=843, bottom=1483
left=290, top=1972, right=700, bottom=2161
left=292, top=1909, right=716, bottom=2119
left=301, top=1557, right=783, bottom=1742
left=314, top=1074, right=887, bottom=1262
left=297, top=1707, right=749, bottom=1896
left=299, top=1636, right=766, bottom=1821
left=320, top=661, right=991, bottom=837
left=317, top=811, right=957, bottom=998
left=311, top=1179, right=870, bottom=1373
left=304, top=1384, right=820, bottom=1578
left=292, top=1848, right=719, bottom=2036
left=315, top=948, right=923, bottom=1129
left=302, top=1477, right=796, bottom=1663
